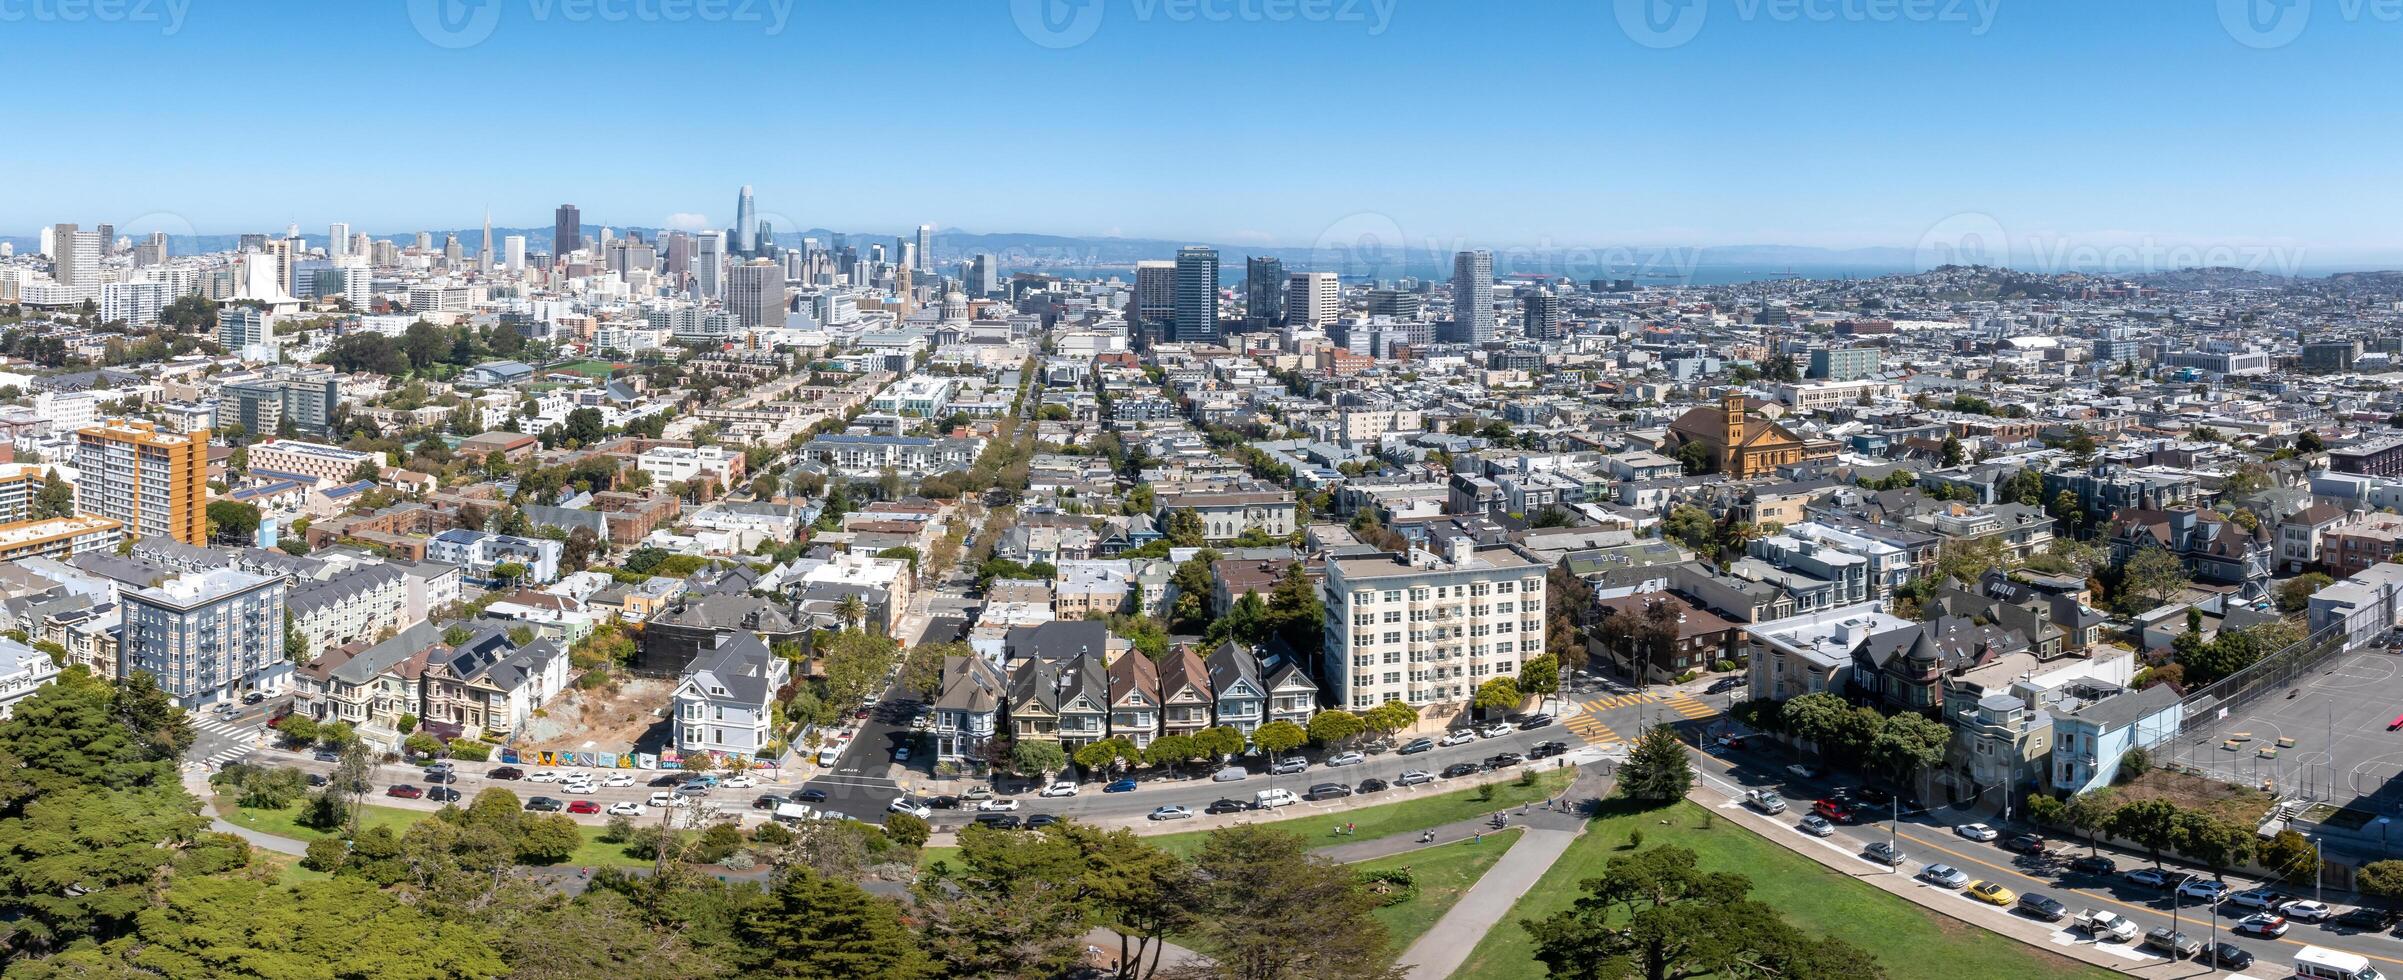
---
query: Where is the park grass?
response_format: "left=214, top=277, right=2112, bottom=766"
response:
left=923, top=768, right=1575, bottom=867
left=556, top=359, right=627, bottom=377
left=1353, top=830, right=1520, bottom=959
left=1449, top=800, right=2120, bottom=980
left=218, top=796, right=649, bottom=869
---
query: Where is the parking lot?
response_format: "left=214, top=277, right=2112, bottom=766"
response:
left=2164, top=647, right=2403, bottom=812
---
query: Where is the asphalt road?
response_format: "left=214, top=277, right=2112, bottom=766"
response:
left=1697, top=744, right=2403, bottom=975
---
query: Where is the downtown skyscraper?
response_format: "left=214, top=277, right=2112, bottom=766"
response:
left=732, top=185, right=759, bottom=257
left=1173, top=246, right=1220, bottom=344
left=1452, top=249, right=1494, bottom=343
left=915, top=224, right=934, bottom=274
left=553, top=204, right=580, bottom=263
left=1245, top=256, right=1286, bottom=330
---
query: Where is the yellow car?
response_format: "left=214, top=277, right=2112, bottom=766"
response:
left=1967, top=881, right=2016, bottom=906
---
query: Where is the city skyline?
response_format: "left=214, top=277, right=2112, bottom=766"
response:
left=10, top=1, right=2403, bottom=262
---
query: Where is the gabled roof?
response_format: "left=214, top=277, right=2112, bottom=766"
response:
left=1204, top=640, right=1263, bottom=698
left=1008, top=657, right=1061, bottom=716
left=1159, top=645, right=1211, bottom=702
left=1107, top=649, right=1160, bottom=706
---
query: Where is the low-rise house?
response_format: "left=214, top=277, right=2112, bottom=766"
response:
left=0, top=637, right=61, bottom=718
left=1157, top=645, right=1214, bottom=739
left=1007, top=657, right=1062, bottom=746
left=1106, top=649, right=1161, bottom=749
left=929, top=654, right=1006, bottom=762
left=1055, top=654, right=1110, bottom=749
left=1203, top=641, right=1266, bottom=737
left=1264, top=658, right=1318, bottom=730
left=293, top=621, right=439, bottom=732
left=671, top=633, right=790, bottom=762
left=419, top=627, right=569, bottom=738
left=2048, top=683, right=2190, bottom=795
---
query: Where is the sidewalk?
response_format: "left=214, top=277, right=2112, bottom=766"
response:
left=1396, top=828, right=1580, bottom=980
left=184, top=768, right=307, bottom=856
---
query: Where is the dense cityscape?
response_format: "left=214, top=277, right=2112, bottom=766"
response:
left=7, top=3, right=2402, bottom=979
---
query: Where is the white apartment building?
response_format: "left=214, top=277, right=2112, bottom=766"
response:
left=636, top=444, right=741, bottom=486
left=1320, top=539, right=1543, bottom=712
left=248, top=440, right=379, bottom=485
left=1769, top=379, right=1901, bottom=412
left=1286, top=271, right=1341, bottom=328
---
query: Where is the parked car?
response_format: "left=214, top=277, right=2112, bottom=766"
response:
left=1530, top=740, right=1570, bottom=759
left=1811, top=798, right=1857, bottom=824
left=888, top=798, right=932, bottom=819
left=1148, top=805, right=1195, bottom=821
left=1205, top=799, right=1251, bottom=815
left=1486, top=752, right=1524, bottom=768
left=2124, top=868, right=2179, bottom=889
left=2203, top=943, right=2254, bottom=971
left=1211, top=766, right=1248, bottom=782
left=1863, top=841, right=1904, bottom=866
left=2016, top=893, right=2068, bottom=922
left=2280, top=899, right=2336, bottom=922
left=797, top=788, right=830, bottom=803
left=2077, top=909, right=2139, bottom=942
left=1269, top=757, right=1308, bottom=776
left=524, top=797, right=564, bottom=812
left=605, top=801, right=642, bottom=817
left=1024, top=814, right=1060, bottom=829
left=673, top=783, right=709, bottom=798
left=1441, top=763, right=1481, bottom=779
left=1954, top=823, right=1999, bottom=842
left=243, top=691, right=267, bottom=705
left=2141, top=927, right=2201, bottom=960
left=2235, top=912, right=2289, bottom=937
left=599, top=772, right=635, bottom=787
left=1785, top=763, right=1822, bottom=780
left=486, top=766, right=522, bottom=780
left=567, top=800, right=601, bottom=815
left=1476, top=724, right=1513, bottom=739
left=1304, top=782, right=1352, bottom=802
left=977, top=798, right=1021, bottom=812
left=1397, top=770, right=1434, bottom=786
left=1744, top=790, right=1787, bottom=815
left=560, top=781, right=597, bottom=795
left=2177, top=879, right=2230, bottom=903
left=1253, top=788, right=1301, bottom=809
left=1966, top=881, right=2015, bottom=906
left=1325, top=752, right=1365, bottom=767
left=753, top=794, right=786, bottom=810
left=1397, top=738, right=1436, bottom=755
left=1357, top=777, right=1389, bottom=793
left=1707, top=676, right=1744, bottom=694
left=1438, top=730, right=1477, bottom=747
left=645, top=792, right=688, bottom=809
left=425, top=787, right=460, bottom=803
left=2002, top=833, right=2048, bottom=854
left=974, top=813, right=1022, bottom=830
left=2229, top=888, right=2293, bottom=911
left=1918, top=864, right=1970, bottom=889
left=385, top=784, right=423, bottom=799
left=1040, top=781, right=1079, bottom=798
left=424, top=770, right=455, bottom=785
left=892, top=747, right=912, bottom=763
left=1797, top=814, right=1835, bottom=837
left=1517, top=714, right=1555, bottom=730
left=527, top=770, right=569, bottom=783
left=2335, top=906, right=2400, bottom=931
left=721, top=774, right=758, bottom=789
left=424, top=761, right=455, bottom=773
left=2068, top=854, right=2117, bottom=876
left=1104, top=778, right=1138, bottom=793
left=959, top=786, right=993, bottom=801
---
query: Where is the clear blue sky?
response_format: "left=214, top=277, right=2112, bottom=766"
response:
left=11, top=0, right=2400, bottom=262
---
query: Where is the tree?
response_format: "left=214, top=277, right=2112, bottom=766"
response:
left=1074, top=737, right=1140, bottom=775
left=2278, top=573, right=2333, bottom=613
left=1166, top=549, right=1219, bottom=633
left=1867, top=712, right=1950, bottom=791
left=1472, top=676, right=1522, bottom=718
left=1143, top=732, right=1201, bottom=769
left=515, top=813, right=585, bottom=865
left=735, top=869, right=933, bottom=979
left=884, top=811, right=931, bottom=849
left=1163, top=507, right=1206, bottom=548
left=1522, top=844, right=1885, bottom=980
left=1780, top=692, right=1858, bottom=759
left=1939, top=433, right=1964, bottom=467
left=1661, top=505, right=1716, bottom=555
left=1935, top=535, right=2009, bottom=586
left=2259, top=828, right=2321, bottom=887
left=1619, top=724, right=1693, bottom=802
left=1184, top=824, right=1401, bottom=980
left=2117, top=546, right=2191, bottom=613
left=1012, top=739, right=1068, bottom=779
left=1252, top=719, right=1308, bottom=757
left=1361, top=701, right=1418, bottom=741
left=2358, top=860, right=2403, bottom=912
left=28, top=469, right=74, bottom=520
left=1307, top=709, right=1366, bottom=748
left=50, top=875, right=505, bottom=979
left=2107, top=799, right=2183, bottom=869
left=1518, top=653, right=1561, bottom=711
left=1194, top=724, right=1248, bottom=761
left=205, top=499, right=262, bottom=543
left=902, top=641, right=961, bottom=701
left=836, top=593, right=870, bottom=633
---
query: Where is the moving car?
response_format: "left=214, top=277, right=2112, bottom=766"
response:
left=1862, top=841, right=1904, bottom=866
left=1397, top=738, right=1436, bottom=755
left=973, top=813, right=1022, bottom=830
left=1325, top=752, right=1365, bottom=767
left=523, top=797, right=564, bottom=812
left=1104, top=778, right=1138, bottom=793
left=2281, top=899, right=2336, bottom=922
left=1707, top=676, right=1744, bottom=694
left=2068, top=854, right=2117, bottom=876
left=2176, top=879, right=2230, bottom=903
left=487, top=767, right=523, bottom=780
left=1039, top=781, right=1079, bottom=798
left=1476, top=723, right=1513, bottom=739
left=2236, top=912, right=2289, bottom=937
left=601, top=772, right=636, bottom=788
left=1025, top=814, right=1060, bottom=829
left=1441, top=763, right=1481, bottom=779
left=1529, top=741, right=1570, bottom=759
left=753, top=794, right=786, bottom=810
left=2334, top=906, right=2400, bottom=931
left=426, top=787, right=460, bottom=803
left=527, top=770, right=571, bottom=783
left=2077, top=909, right=2139, bottom=943
left=673, top=782, right=709, bottom=798
left=1785, top=763, right=1822, bottom=780
left=2015, top=893, right=2068, bottom=922
left=1205, top=799, right=1251, bottom=815
left=567, top=800, right=601, bottom=815
left=385, top=784, right=423, bottom=799
left=2203, top=943, right=2254, bottom=971
left=1966, top=881, right=2015, bottom=906
left=560, top=781, right=597, bottom=795
left=721, top=774, right=758, bottom=789
left=645, top=792, right=689, bottom=808
left=888, top=798, right=932, bottom=819
left=2229, top=887, right=2293, bottom=911
left=605, top=801, right=642, bottom=816
left=1304, top=782, right=1353, bottom=801
left=976, top=798, right=1021, bottom=812
left=1797, top=814, right=1835, bottom=837
left=1517, top=714, right=1555, bottom=730
left=1486, top=752, right=1524, bottom=768
left=1438, top=730, right=1477, bottom=747
left=892, top=747, right=911, bottom=763
left=1147, top=805, right=1195, bottom=821
left=2141, top=927, right=2201, bottom=960
left=1918, top=864, right=1970, bottom=889
left=1954, top=823, right=1998, bottom=842
left=1811, top=798, right=1857, bottom=824
left=1744, top=790, right=1786, bottom=815
left=1396, top=770, right=1434, bottom=786
left=797, top=788, right=830, bottom=803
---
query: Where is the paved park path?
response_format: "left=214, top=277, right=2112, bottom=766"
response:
left=1391, top=766, right=1614, bottom=980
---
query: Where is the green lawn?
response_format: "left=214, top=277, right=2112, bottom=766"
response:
left=218, top=796, right=648, bottom=869
left=1449, top=800, right=2120, bottom=980
left=926, top=768, right=1574, bottom=865
left=1354, top=830, right=1520, bottom=959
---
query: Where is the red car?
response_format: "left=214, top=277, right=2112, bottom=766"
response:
left=1813, top=798, right=1857, bottom=823
left=385, top=784, right=423, bottom=799
left=567, top=799, right=601, bottom=815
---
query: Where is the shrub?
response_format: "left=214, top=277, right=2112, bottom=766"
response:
left=302, top=836, right=347, bottom=872
left=884, top=812, right=930, bottom=849
left=447, top=739, right=491, bottom=762
left=624, top=825, right=668, bottom=860
left=1628, top=828, right=1646, bottom=850
left=1713, top=659, right=1739, bottom=673
left=693, top=823, right=745, bottom=864
left=751, top=821, right=792, bottom=847
left=600, top=814, right=636, bottom=844
left=1474, top=783, right=1495, bottom=802
left=1358, top=868, right=1419, bottom=907
left=298, top=790, right=349, bottom=831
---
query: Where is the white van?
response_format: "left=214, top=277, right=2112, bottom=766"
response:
left=2296, top=946, right=2384, bottom=980
left=817, top=745, right=840, bottom=766
left=1254, top=788, right=1300, bottom=809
